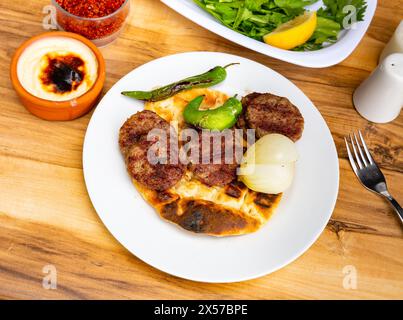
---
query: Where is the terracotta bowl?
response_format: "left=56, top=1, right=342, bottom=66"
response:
left=10, top=31, right=106, bottom=121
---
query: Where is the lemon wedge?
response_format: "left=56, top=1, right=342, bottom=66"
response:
left=263, top=11, right=317, bottom=50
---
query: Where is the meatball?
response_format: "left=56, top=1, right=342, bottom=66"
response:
left=119, top=110, right=185, bottom=191
left=119, top=110, right=170, bottom=156
left=190, top=130, right=242, bottom=187
left=126, top=137, right=185, bottom=191
left=239, top=92, right=304, bottom=142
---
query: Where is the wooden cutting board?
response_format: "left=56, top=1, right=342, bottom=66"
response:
left=0, top=0, right=402, bottom=299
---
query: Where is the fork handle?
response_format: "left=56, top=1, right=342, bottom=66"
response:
left=385, top=195, right=403, bottom=225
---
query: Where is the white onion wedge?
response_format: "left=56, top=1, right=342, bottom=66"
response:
left=239, top=163, right=295, bottom=194
left=238, top=134, right=298, bottom=194
left=244, top=133, right=298, bottom=165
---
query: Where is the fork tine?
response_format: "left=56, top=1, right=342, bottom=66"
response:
left=349, top=134, right=363, bottom=169
left=354, top=132, right=368, bottom=167
left=345, top=137, right=359, bottom=174
left=358, top=130, right=374, bottom=164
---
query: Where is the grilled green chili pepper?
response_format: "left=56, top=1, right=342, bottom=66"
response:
left=183, top=95, right=242, bottom=131
left=121, top=64, right=238, bottom=102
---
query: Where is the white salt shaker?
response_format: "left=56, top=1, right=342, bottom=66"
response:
left=380, top=20, right=403, bottom=62
left=353, top=53, right=403, bottom=123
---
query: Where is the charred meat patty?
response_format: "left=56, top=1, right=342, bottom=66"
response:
left=125, top=137, right=185, bottom=191
left=119, top=110, right=185, bottom=191
left=190, top=130, right=242, bottom=187
left=119, top=110, right=171, bottom=156
left=239, top=92, right=304, bottom=142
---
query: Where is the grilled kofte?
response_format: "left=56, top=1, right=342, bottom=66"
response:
left=238, top=93, right=304, bottom=142
left=119, top=88, right=304, bottom=236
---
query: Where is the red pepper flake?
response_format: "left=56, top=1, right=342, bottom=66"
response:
left=55, top=0, right=129, bottom=40
left=56, top=0, right=126, bottom=18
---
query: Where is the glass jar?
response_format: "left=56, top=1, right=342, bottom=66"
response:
left=52, top=0, right=131, bottom=47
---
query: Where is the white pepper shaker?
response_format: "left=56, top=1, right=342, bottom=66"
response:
left=380, top=20, right=403, bottom=62
left=353, top=53, right=403, bottom=123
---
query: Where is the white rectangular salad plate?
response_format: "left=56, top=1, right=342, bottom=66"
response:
left=161, top=0, right=377, bottom=68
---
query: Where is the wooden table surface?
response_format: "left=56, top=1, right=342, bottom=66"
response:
left=0, top=0, right=402, bottom=300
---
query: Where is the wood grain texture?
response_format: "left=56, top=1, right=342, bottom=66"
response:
left=0, top=0, right=402, bottom=299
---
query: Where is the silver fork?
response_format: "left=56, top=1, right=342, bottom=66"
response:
left=345, top=131, right=403, bottom=225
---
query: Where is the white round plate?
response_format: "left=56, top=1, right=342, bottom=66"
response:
left=83, top=52, right=339, bottom=283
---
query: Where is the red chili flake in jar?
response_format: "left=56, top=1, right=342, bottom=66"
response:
left=55, top=0, right=126, bottom=18
left=54, top=0, right=130, bottom=43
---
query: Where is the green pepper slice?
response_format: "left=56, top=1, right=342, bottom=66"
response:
left=121, top=64, right=238, bottom=102
left=183, top=95, right=243, bottom=131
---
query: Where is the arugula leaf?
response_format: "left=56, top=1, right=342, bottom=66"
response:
left=295, top=16, right=341, bottom=50
left=313, top=17, right=341, bottom=41
left=274, top=0, right=318, bottom=9
left=233, top=6, right=253, bottom=28
left=245, top=0, right=269, bottom=11
left=319, top=0, right=367, bottom=25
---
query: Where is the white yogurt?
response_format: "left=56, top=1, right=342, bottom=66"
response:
left=17, top=37, right=98, bottom=102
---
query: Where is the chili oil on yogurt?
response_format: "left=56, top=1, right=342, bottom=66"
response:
left=17, top=36, right=98, bottom=102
